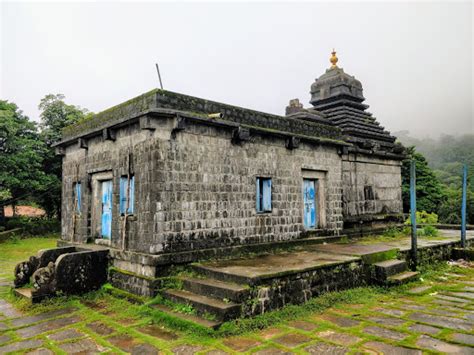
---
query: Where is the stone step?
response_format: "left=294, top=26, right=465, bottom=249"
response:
left=192, top=264, right=253, bottom=285
left=162, top=289, right=242, bottom=322
left=181, top=277, right=249, bottom=303
left=387, top=271, right=419, bottom=285
left=150, top=303, right=222, bottom=329
left=374, top=259, right=407, bottom=280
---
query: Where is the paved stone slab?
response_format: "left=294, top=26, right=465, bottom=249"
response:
left=312, top=242, right=396, bottom=256
left=288, top=320, right=318, bottom=331
left=450, top=292, right=474, bottom=300
left=205, top=350, right=229, bottom=355
left=0, top=299, right=22, bottom=318
left=450, top=332, right=474, bottom=346
left=47, top=328, right=84, bottom=341
left=400, top=303, right=427, bottom=311
left=0, top=334, right=11, bottom=344
left=107, top=334, right=139, bottom=352
left=463, top=286, right=474, bottom=292
left=137, top=324, right=178, bottom=340
left=363, top=326, right=408, bottom=341
left=26, top=348, right=54, bottom=355
left=223, top=337, right=260, bottom=352
left=363, top=341, right=422, bottom=355
left=316, top=330, right=361, bottom=346
left=273, top=333, right=313, bottom=347
left=434, top=299, right=467, bottom=308
left=416, top=335, right=472, bottom=354
left=408, top=286, right=432, bottom=294
left=17, top=315, right=81, bottom=338
left=0, top=339, right=43, bottom=353
left=0, top=322, right=8, bottom=331
left=131, top=343, right=159, bottom=355
left=373, top=307, right=405, bottom=317
left=319, top=314, right=360, bottom=327
left=58, top=338, right=109, bottom=353
left=11, top=307, right=76, bottom=327
left=436, top=294, right=471, bottom=304
left=257, top=327, right=283, bottom=340
left=304, top=342, right=349, bottom=354
left=172, top=344, right=205, bottom=354
left=408, top=323, right=441, bottom=335
left=365, top=316, right=406, bottom=327
left=409, top=312, right=473, bottom=331
left=253, top=347, right=292, bottom=355
left=86, top=320, right=114, bottom=335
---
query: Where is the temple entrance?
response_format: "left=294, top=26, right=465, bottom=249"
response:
left=101, top=180, right=113, bottom=239
left=303, top=179, right=317, bottom=229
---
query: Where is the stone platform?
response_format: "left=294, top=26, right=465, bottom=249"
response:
left=157, top=231, right=474, bottom=326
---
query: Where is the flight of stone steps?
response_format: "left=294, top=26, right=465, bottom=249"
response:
left=372, top=259, right=419, bottom=285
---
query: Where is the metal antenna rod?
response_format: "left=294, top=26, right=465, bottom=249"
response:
left=155, top=63, right=164, bottom=90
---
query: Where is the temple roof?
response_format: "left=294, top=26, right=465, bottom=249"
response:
left=308, top=51, right=403, bottom=156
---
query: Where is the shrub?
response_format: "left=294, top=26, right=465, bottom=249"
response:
left=5, top=216, right=60, bottom=235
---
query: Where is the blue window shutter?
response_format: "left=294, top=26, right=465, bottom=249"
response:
left=76, top=183, right=81, bottom=214
left=119, top=177, right=126, bottom=214
left=262, top=179, right=272, bottom=211
left=256, top=177, right=261, bottom=212
left=128, top=176, right=135, bottom=214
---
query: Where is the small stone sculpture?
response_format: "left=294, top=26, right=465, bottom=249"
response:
left=32, top=261, right=56, bottom=295
left=13, top=256, right=39, bottom=288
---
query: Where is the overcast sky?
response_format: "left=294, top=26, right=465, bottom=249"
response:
left=1, top=1, right=472, bottom=138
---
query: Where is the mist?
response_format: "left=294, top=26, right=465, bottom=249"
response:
left=1, top=1, right=472, bottom=138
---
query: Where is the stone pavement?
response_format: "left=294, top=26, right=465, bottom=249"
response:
left=0, top=270, right=473, bottom=354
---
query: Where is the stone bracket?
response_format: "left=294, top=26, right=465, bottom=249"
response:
left=285, top=136, right=300, bottom=150
left=173, top=115, right=186, bottom=132
left=78, top=138, right=88, bottom=150
left=139, top=116, right=155, bottom=130
left=102, top=128, right=116, bottom=142
left=232, top=127, right=250, bottom=144
left=55, top=147, right=66, bottom=156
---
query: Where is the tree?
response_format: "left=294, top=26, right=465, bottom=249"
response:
left=37, top=94, right=90, bottom=218
left=0, top=101, right=48, bottom=223
left=401, top=146, right=445, bottom=214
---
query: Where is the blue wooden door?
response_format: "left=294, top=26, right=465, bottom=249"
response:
left=303, top=179, right=317, bottom=229
left=101, top=180, right=113, bottom=239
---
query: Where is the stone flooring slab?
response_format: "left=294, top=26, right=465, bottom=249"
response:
left=407, top=323, right=441, bottom=335
left=47, top=328, right=84, bottom=341
left=362, top=326, right=408, bottom=341
left=318, top=314, right=360, bottom=327
left=17, top=315, right=82, bottom=338
left=257, top=327, right=283, bottom=340
left=0, top=299, right=22, bottom=318
left=253, top=346, right=292, bottom=355
left=416, top=335, right=472, bottom=354
left=0, top=334, right=11, bottom=344
left=86, top=320, right=114, bottom=335
left=408, top=312, right=473, bottom=331
left=450, top=332, right=474, bottom=346
left=450, top=291, right=474, bottom=300
left=25, top=348, right=54, bottom=355
left=288, top=320, right=318, bottom=331
left=273, top=333, right=313, bottom=347
left=435, top=294, right=471, bottom=304
left=137, top=324, right=178, bottom=340
left=363, top=341, right=422, bottom=355
left=373, top=307, right=405, bottom=317
left=0, top=339, right=43, bottom=353
left=107, top=333, right=139, bottom=352
left=172, top=344, right=205, bottom=354
left=365, top=316, right=406, bottom=327
left=304, top=342, right=349, bottom=354
left=11, top=307, right=76, bottom=327
left=408, top=285, right=432, bottom=294
left=223, top=337, right=261, bottom=352
left=131, top=343, right=159, bottom=355
left=58, top=338, right=109, bottom=353
left=316, top=330, right=361, bottom=346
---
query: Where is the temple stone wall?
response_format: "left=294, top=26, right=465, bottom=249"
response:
left=61, top=116, right=344, bottom=255
left=341, top=155, right=402, bottom=220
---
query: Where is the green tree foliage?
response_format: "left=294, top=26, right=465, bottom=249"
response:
left=401, top=146, right=445, bottom=214
left=0, top=101, right=48, bottom=220
left=397, top=132, right=473, bottom=224
left=37, top=94, right=90, bottom=218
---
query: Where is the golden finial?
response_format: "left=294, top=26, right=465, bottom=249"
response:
left=330, top=48, right=338, bottom=68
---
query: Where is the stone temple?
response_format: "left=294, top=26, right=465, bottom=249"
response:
left=52, top=52, right=405, bottom=302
